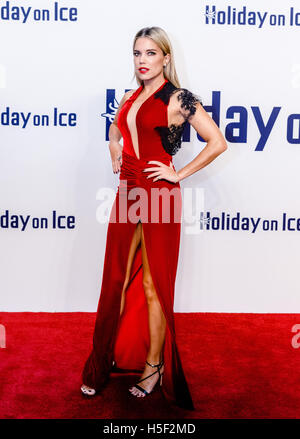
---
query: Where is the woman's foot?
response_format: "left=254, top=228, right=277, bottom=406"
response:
left=129, top=359, right=164, bottom=397
left=81, top=384, right=96, bottom=397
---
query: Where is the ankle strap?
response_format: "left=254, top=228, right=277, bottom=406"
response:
left=146, top=359, right=164, bottom=368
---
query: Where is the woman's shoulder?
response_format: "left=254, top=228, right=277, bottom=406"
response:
left=113, top=88, right=138, bottom=126
left=121, top=89, right=137, bottom=104
left=124, top=89, right=137, bottom=99
left=116, top=88, right=137, bottom=112
left=163, top=82, right=203, bottom=121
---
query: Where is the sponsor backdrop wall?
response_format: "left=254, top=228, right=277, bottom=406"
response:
left=0, top=0, right=299, bottom=312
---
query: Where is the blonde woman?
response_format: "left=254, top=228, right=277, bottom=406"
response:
left=81, top=26, right=227, bottom=410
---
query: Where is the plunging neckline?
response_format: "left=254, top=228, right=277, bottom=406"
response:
left=126, top=78, right=168, bottom=160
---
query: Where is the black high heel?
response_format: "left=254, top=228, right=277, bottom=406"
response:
left=129, top=359, right=164, bottom=397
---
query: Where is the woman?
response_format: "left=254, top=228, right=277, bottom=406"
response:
left=81, top=26, right=227, bottom=411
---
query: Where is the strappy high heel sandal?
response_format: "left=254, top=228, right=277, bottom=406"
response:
left=81, top=359, right=117, bottom=397
left=81, top=384, right=96, bottom=397
left=129, top=359, right=164, bottom=397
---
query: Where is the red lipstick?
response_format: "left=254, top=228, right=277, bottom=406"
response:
left=139, top=68, right=149, bottom=74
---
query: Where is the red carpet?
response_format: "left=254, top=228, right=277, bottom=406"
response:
left=0, top=312, right=300, bottom=419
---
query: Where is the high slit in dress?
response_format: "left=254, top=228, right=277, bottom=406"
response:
left=82, top=78, right=202, bottom=410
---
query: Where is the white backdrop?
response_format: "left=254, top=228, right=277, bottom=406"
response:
left=0, top=0, right=299, bottom=312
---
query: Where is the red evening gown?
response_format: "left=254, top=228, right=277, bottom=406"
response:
left=82, top=77, right=202, bottom=411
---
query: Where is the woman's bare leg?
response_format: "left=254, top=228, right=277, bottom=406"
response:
left=129, top=225, right=166, bottom=397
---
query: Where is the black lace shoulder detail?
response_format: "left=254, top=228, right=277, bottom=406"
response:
left=154, top=82, right=203, bottom=119
left=154, top=81, right=177, bottom=104
left=176, top=88, right=203, bottom=121
left=154, top=81, right=203, bottom=156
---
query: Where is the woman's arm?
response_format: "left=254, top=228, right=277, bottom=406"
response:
left=177, top=102, right=228, bottom=182
left=109, top=90, right=135, bottom=174
left=144, top=96, right=228, bottom=184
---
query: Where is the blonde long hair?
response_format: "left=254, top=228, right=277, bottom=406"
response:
left=132, top=27, right=180, bottom=88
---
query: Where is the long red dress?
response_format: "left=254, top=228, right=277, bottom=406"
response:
left=82, top=78, right=201, bottom=411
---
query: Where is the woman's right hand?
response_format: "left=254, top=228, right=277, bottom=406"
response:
left=109, top=141, right=123, bottom=174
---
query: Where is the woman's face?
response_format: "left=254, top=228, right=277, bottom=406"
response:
left=133, top=37, right=169, bottom=81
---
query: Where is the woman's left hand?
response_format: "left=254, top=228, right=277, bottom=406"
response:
left=143, top=160, right=180, bottom=183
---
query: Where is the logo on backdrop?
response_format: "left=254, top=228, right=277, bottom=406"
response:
left=0, top=210, right=75, bottom=231
left=204, top=5, right=300, bottom=28
left=0, top=1, right=78, bottom=23
left=0, top=107, right=77, bottom=127
left=102, top=89, right=300, bottom=150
